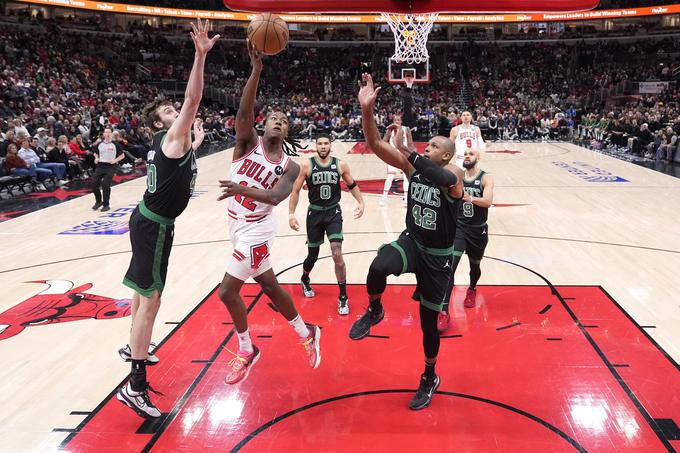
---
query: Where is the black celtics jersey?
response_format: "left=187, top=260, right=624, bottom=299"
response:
left=459, top=170, right=488, bottom=227
left=143, top=130, right=197, bottom=219
left=406, top=169, right=460, bottom=251
left=307, top=156, right=341, bottom=209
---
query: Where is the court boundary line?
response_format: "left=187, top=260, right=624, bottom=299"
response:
left=58, top=284, right=218, bottom=449
left=229, top=389, right=587, bottom=453
left=488, top=256, right=675, bottom=451
left=4, top=230, right=680, bottom=275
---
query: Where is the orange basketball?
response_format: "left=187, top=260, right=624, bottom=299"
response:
left=247, top=13, right=289, bottom=56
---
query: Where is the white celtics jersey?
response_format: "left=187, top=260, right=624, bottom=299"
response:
left=454, top=124, right=486, bottom=161
left=227, top=137, right=291, bottom=224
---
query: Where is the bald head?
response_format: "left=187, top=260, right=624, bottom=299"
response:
left=424, top=136, right=456, bottom=165
left=435, top=136, right=455, bottom=156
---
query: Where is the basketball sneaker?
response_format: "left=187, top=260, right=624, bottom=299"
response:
left=116, top=382, right=162, bottom=418
left=224, top=345, right=260, bottom=385
left=409, top=374, right=440, bottom=410
left=301, top=323, right=321, bottom=369
left=464, top=287, right=477, bottom=308
left=338, top=295, right=349, bottom=316
left=301, top=279, right=315, bottom=297
left=437, top=311, right=450, bottom=333
left=349, top=307, right=384, bottom=340
left=119, top=342, right=159, bottom=365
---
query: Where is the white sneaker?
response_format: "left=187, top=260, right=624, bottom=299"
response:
left=37, top=183, right=47, bottom=191
left=119, top=342, right=159, bottom=365
left=338, top=296, right=349, bottom=315
left=301, top=280, right=315, bottom=298
left=116, top=382, right=162, bottom=418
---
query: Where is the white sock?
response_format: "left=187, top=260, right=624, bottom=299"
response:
left=288, top=314, right=310, bottom=339
left=237, top=329, right=253, bottom=354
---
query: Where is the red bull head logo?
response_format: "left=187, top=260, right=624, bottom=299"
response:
left=0, top=280, right=131, bottom=341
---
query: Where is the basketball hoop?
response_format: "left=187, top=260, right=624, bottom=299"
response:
left=381, top=12, right=438, bottom=65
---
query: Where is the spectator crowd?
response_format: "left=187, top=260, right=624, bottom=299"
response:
left=2, top=17, right=679, bottom=196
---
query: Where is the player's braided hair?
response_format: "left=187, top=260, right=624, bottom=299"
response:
left=282, top=136, right=307, bottom=157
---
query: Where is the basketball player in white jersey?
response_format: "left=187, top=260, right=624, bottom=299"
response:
left=380, top=114, right=412, bottom=207
left=450, top=111, right=485, bottom=168
left=216, top=41, right=321, bottom=385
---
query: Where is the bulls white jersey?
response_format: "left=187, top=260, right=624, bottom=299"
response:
left=227, top=137, right=291, bottom=224
left=454, top=124, right=486, bottom=162
left=388, top=125, right=410, bottom=149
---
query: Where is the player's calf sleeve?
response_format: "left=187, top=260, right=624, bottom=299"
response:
left=420, top=304, right=440, bottom=359
left=303, top=246, right=320, bottom=273
left=469, top=259, right=482, bottom=289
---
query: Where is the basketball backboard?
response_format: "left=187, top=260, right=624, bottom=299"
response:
left=388, top=59, right=429, bottom=85
left=223, top=0, right=599, bottom=13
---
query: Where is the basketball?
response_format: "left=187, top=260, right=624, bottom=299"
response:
left=247, top=13, right=289, bottom=55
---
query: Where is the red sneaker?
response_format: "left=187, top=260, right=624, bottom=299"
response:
left=301, top=323, right=321, bottom=369
left=437, top=311, right=450, bottom=333
left=464, top=287, right=477, bottom=308
left=224, top=345, right=260, bottom=385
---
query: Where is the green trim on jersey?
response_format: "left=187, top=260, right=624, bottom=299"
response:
left=386, top=241, right=408, bottom=274
left=419, top=296, right=445, bottom=312
left=308, top=203, right=340, bottom=211
left=139, top=200, right=175, bottom=225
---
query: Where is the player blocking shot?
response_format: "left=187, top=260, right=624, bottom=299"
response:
left=289, top=133, right=365, bottom=315
left=437, top=147, right=494, bottom=331
left=117, top=19, right=219, bottom=418
left=349, top=73, right=463, bottom=410
left=216, top=40, right=321, bottom=386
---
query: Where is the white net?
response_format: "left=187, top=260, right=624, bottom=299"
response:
left=381, top=13, right=438, bottom=65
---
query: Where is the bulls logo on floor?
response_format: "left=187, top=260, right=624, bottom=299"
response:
left=0, top=280, right=131, bottom=341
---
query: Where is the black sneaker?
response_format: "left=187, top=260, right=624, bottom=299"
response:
left=349, top=307, right=384, bottom=340
left=101, top=205, right=111, bottom=212
left=92, top=202, right=102, bottom=210
left=301, top=279, right=315, bottom=297
left=116, top=382, right=163, bottom=418
left=409, top=374, right=441, bottom=410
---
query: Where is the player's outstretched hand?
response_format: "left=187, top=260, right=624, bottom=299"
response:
left=247, top=39, right=263, bottom=72
left=353, top=202, right=364, bottom=219
left=357, top=73, right=381, bottom=110
left=289, top=215, right=300, bottom=231
left=190, top=18, right=220, bottom=56
left=217, top=180, right=242, bottom=201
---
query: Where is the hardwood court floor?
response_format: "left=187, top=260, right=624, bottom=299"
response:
left=0, top=141, right=678, bottom=452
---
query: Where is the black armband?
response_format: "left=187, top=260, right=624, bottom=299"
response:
left=347, top=181, right=358, bottom=190
left=406, top=152, right=458, bottom=187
